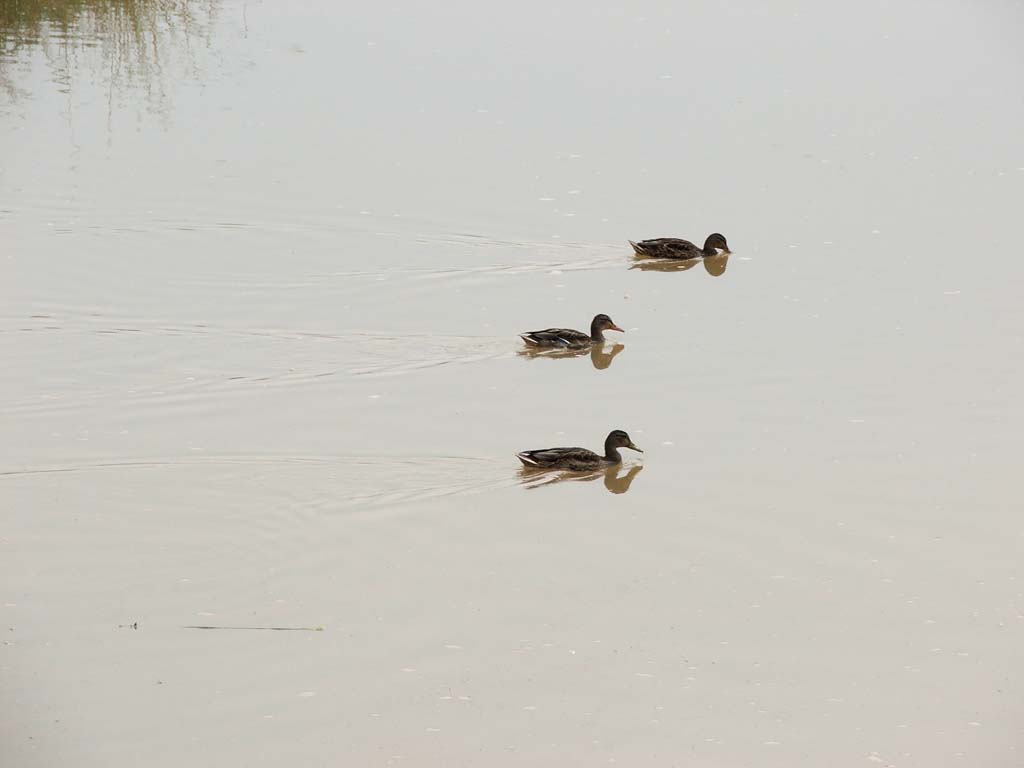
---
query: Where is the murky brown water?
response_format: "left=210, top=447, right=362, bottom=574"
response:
left=3, top=1, right=1023, bottom=765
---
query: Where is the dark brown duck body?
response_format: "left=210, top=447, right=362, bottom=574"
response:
left=517, top=429, right=643, bottom=471
left=519, top=313, right=623, bottom=349
left=629, top=233, right=730, bottom=260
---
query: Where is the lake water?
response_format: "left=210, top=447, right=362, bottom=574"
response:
left=2, top=1, right=1023, bottom=765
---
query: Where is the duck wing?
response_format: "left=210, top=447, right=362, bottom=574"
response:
left=630, top=237, right=701, bottom=259
left=519, top=327, right=591, bottom=348
left=517, top=446, right=603, bottom=470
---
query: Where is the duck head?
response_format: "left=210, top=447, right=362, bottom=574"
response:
left=606, top=429, right=642, bottom=453
left=591, top=313, right=624, bottom=336
left=704, top=233, right=730, bottom=254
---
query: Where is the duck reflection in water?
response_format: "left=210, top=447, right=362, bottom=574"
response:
left=518, top=464, right=644, bottom=494
left=629, top=257, right=700, bottom=273
left=629, top=252, right=730, bottom=277
left=703, top=252, right=729, bottom=277
left=517, top=342, right=624, bottom=370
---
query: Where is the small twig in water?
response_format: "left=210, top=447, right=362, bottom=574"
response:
left=183, top=625, right=324, bottom=631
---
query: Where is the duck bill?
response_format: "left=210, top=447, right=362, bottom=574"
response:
left=608, top=323, right=625, bottom=333
left=721, top=246, right=732, bottom=254
left=628, top=442, right=643, bottom=453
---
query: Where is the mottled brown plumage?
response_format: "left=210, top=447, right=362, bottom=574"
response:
left=517, top=429, right=643, bottom=471
left=519, top=313, right=623, bottom=349
left=629, top=233, right=730, bottom=260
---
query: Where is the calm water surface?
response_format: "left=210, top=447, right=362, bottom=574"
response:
left=3, top=1, right=1023, bottom=765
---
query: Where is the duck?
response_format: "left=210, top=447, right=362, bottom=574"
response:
left=629, top=233, right=730, bottom=260
left=519, top=313, right=623, bottom=349
left=517, top=429, right=643, bottom=471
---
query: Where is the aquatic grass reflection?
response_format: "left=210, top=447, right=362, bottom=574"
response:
left=0, top=0, right=218, bottom=109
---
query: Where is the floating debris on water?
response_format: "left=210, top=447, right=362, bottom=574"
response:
left=183, top=625, right=324, bottom=631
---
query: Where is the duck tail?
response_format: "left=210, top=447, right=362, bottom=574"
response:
left=516, top=451, right=540, bottom=466
left=628, top=240, right=645, bottom=255
left=519, top=333, right=539, bottom=346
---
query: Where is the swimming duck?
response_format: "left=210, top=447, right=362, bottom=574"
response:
left=629, top=233, right=730, bottom=260
left=517, top=429, right=643, bottom=471
left=519, top=313, right=623, bottom=349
